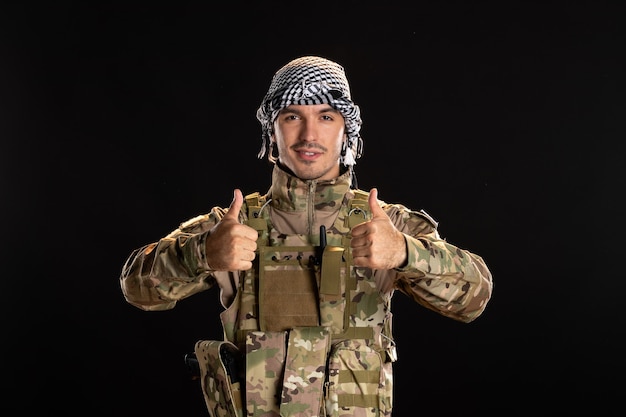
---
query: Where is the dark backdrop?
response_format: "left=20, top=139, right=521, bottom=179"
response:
left=2, top=1, right=624, bottom=415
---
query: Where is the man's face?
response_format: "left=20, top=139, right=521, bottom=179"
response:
left=272, top=104, right=346, bottom=181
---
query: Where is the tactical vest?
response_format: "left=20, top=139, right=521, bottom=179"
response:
left=194, top=190, right=396, bottom=417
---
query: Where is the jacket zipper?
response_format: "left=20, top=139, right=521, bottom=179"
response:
left=307, top=181, right=315, bottom=238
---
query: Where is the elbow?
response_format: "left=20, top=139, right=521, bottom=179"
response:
left=120, top=276, right=177, bottom=311
left=458, top=279, right=493, bottom=323
left=124, top=295, right=176, bottom=311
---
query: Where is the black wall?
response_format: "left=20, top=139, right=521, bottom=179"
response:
left=2, top=1, right=624, bottom=415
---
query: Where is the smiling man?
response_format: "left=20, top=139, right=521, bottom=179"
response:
left=273, top=104, right=345, bottom=181
left=120, top=55, right=493, bottom=417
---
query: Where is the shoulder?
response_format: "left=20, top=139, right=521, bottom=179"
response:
left=241, top=191, right=271, bottom=221
left=349, top=188, right=438, bottom=231
left=177, top=209, right=222, bottom=233
left=413, top=209, right=438, bottom=228
left=375, top=192, right=439, bottom=231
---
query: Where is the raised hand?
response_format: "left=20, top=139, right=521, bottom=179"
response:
left=205, top=189, right=259, bottom=272
left=350, top=188, right=407, bottom=270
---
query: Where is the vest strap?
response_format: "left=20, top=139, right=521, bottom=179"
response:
left=336, top=393, right=380, bottom=408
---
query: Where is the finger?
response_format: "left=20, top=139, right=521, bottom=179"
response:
left=368, top=188, right=387, bottom=219
left=224, top=189, right=244, bottom=220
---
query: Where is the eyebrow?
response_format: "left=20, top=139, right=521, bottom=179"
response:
left=281, top=105, right=339, bottom=115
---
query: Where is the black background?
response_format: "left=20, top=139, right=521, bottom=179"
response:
left=2, top=1, right=624, bottom=415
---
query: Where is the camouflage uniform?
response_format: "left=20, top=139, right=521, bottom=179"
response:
left=120, top=164, right=493, bottom=417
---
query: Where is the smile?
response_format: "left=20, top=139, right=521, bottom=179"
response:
left=295, top=149, right=322, bottom=161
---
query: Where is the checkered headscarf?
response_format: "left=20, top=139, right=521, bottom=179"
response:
left=256, top=56, right=363, bottom=166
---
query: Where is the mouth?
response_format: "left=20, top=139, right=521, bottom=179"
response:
left=294, top=147, right=322, bottom=161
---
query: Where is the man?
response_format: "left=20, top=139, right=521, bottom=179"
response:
left=120, top=56, right=493, bottom=417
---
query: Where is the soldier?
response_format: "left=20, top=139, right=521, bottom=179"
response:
left=120, top=56, right=493, bottom=417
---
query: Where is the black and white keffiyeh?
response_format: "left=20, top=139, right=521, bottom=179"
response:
left=256, top=56, right=363, bottom=167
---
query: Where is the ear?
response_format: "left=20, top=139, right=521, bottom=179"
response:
left=270, top=137, right=280, bottom=160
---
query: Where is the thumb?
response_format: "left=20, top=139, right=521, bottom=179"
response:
left=224, top=189, right=244, bottom=220
left=368, top=188, right=386, bottom=218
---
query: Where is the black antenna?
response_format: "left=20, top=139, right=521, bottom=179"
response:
left=316, top=225, right=326, bottom=265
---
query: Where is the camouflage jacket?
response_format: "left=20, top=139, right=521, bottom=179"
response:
left=120, top=164, right=493, bottom=416
left=120, top=164, right=492, bottom=319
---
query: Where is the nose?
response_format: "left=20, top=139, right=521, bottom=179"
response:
left=299, top=118, right=318, bottom=142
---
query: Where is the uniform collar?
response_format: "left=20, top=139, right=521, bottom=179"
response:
left=268, top=163, right=352, bottom=212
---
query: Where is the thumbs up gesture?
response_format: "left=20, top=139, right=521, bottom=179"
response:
left=205, top=189, right=258, bottom=272
left=350, top=188, right=408, bottom=270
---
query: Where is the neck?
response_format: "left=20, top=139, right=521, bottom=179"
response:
left=274, top=160, right=352, bottom=183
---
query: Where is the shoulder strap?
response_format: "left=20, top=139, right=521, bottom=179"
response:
left=243, top=191, right=264, bottom=218
left=345, top=189, right=370, bottom=229
left=244, top=192, right=269, bottom=247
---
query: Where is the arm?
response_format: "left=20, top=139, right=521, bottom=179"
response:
left=350, top=188, right=493, bottom=323
left=391, top=207, right=493, bottom=323
left=119, top=210, right=223, bottom=311
left=120, top=189, right=258, bottom=311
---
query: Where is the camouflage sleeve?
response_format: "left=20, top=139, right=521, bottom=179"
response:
left=119, top=208, right=226, bottom=311
left=386, top=204, right=493, bottom=323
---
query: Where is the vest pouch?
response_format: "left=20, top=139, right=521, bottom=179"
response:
left=245, top=328, right=333, bottom=417
left=258, top=245, right=320, bottom=332
left=245, top=330, right=287, bottom=417
left=194, top=340, right=244, bottom=417
left=323, top=339, right=393, bottom=417
left=280, top=326, right=331, bottom=417
left=319, top=246, right=347, bottom=334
